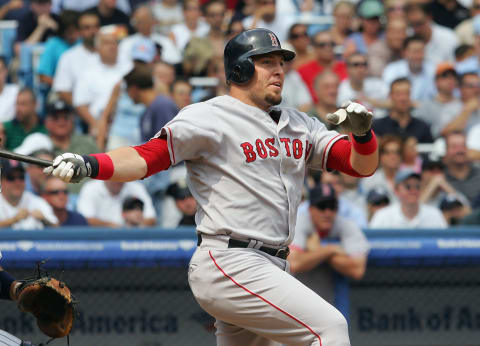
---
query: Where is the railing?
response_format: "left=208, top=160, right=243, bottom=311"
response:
left=1, top=227, right=479, bottom=346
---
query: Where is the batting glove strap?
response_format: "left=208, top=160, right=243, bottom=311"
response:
left=81, top=155, right=98, bottom=179
left=352, top=129, right=373, bottom=143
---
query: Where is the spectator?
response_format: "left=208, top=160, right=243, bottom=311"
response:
left=367, top=18, right=407, bottom=78
left=384, top=0, right=407, bottom=21
left=37, top=10, right=79, bottom=87
left=400, top=136, right=422, bottom=173
left=22, top=148, right=54, bottom=196
left=455, top=1, right=480, bottom=45
left=307, top=71, right=340, bottom=131
left=288, top=183, right=369, bottom=284
left=337, top=52, right=388, bottom=115
left=171, top=79, right=192, bottom=110
left=41, top=176, right=88, bottom=226
left=166, top=181, right=197, bottom=226
left=122, top=64, right=178, bottom=143
left=73, top=25, right=132, bottom=136
left=442, top=72, right=480, bottom=137
left=405, top=2, right=459, bottom=65
left=343, top=0, right=384, bottom=58
left=242, top=0, right=293, bottom=43
left=121, top=196, right=148, bottom=227
left=439, top=194, right=470, bottom=226
left=297, top=30, right=347, bottom=103
left=52, top=10, right=100, bottom=106
left=150, top=0, right=183, bottom=35
left=203, top=0, right=227, bottom=59
left=0, top=159, right=58, bottom=229
left=86, top=0, right=131, bottom=33
left=382, top=36, right=436, bottom=102
left=44, top=98, right=99, bottom=194
left=320, top=171, right=368, bottom=229
left=444, top=131, right=480, bottom=204
left=419, top=156, right=468, bottom=207
left=329, top=1, right=355, bottom=58
left=366, top=186, right=390, bottom=222
left=77, top=180, right=156, bottom=227
left=153, top=60, right=176, bottom=96
left=372, top=78, right=434, bottom=143
left=0, top=0, right=24, bottom=20
left=0, top=56, right=19, bottom=122
left=117, top=5, right=181, bottom=67
left=0, top=88, right=47, bottom=151
left=225, top=18, right=244, bottom=42
left=280, top=57, right=312, bottom=112
left=361, top=135, right=403, bottom=204
left=430, top=0, right=469, bottom=30
left=369, top=169, right=448, bottom=228
left=414, top=62, right=461, bottom=138
left=169, top=0, right=209, bottom=52
left=14, top=0, right=58, bottom=55
left=287, top=23, right=314, bottom=69
left=181, top=37, right=215, bottom=77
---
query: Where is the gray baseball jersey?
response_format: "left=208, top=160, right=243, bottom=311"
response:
left=156, top=95, right=346, bottom=246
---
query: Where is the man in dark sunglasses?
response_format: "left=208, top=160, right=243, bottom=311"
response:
left=41, top=176, right=88, bottom=226
left=370, top=169, right=448, bottom=229
left=0, top=160, right=58, bottom=229
left=288, top=183, right=369, bottom=302
left=337, top=52, right=388, bottom=114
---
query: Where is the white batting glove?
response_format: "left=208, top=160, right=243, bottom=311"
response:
left=326, top=101, right=373, bottom=136
left=43, top=153, right=91, bottom=183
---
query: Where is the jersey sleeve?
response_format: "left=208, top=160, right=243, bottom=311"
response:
left=154, top=103, right=221, bottom=165
left=305, top=117, right=347, bottom=170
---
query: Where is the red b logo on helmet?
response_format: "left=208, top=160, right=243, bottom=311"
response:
left=268, top=33, right=279, bottom=47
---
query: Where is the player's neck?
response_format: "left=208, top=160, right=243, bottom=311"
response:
left=229, top=90, right=270, bottom=113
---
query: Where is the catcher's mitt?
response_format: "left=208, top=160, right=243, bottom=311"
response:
left=15, top=274, right=75, bottom=339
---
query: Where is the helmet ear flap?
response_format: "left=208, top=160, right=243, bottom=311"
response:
left=230, top=56, right=255, bottom=84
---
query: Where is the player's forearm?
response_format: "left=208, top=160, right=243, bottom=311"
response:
left=328, top=254, right=367, bottom=280
left=107, top=146, right=148, bottom=182
left=349, top=132, right=378, bottom=176
left=288, top=246, right=339, bottom=274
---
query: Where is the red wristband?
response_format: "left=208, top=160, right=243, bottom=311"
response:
left=90, top=153, right=114, bottom=180
left=351, top=130, right=377, bottom=155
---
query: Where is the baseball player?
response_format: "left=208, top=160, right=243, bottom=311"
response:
left=45, top=28, right=378, bottom=346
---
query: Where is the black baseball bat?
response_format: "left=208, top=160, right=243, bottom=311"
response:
left=0, top=148, right=53, bottom=167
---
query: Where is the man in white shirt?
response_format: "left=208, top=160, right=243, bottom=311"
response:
left=369, top=169, right=448, bottom=229
left=288, top=183, right=369, bottom=303
left=118, top=5, right=181, bottom=66
left=382, top=36, right=436, bottom=102
left=0, top=57, right=19, bottom=123
left=76, top=180, right=156, bottom=227
left=53, top=10, right=100, bottom=106
left=337, top=52, right=388, bottom=116
left=406, top=2, right=459, bottom=65
left=73, top=24, right=132, bottom=136
left=0, top=160, right=58, bottom=229
left=169, top=0, right=209, bottom=52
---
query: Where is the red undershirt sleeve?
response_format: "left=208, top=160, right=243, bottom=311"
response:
left=132, top=137, right=171, bottom=178
left=326, top=138, right=368, bottom=177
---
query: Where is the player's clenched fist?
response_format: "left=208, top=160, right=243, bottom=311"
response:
left=43, top=153, right=91, bottom=183
left=326, top=101, right=373, bottom=136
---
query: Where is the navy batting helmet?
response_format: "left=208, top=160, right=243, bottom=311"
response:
left=224, top=28, right=295, bottom=85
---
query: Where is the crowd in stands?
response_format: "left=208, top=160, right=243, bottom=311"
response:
left=1, top=0, right=480, bottom=233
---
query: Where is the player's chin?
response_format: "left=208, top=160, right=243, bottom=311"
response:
left=265, top=94, right=282, bottom=106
